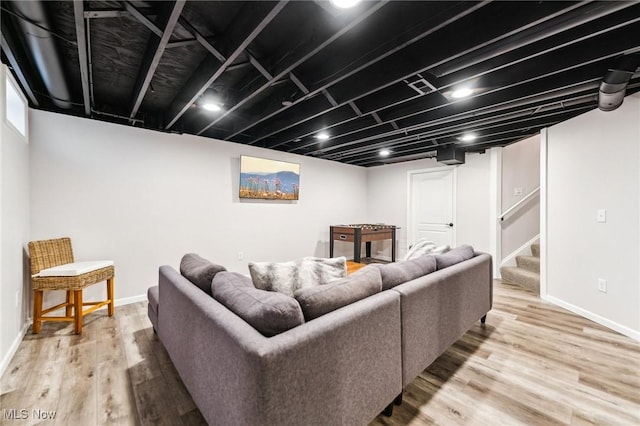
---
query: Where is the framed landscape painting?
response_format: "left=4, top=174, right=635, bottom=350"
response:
left=239, top=155, right=300, bottom=200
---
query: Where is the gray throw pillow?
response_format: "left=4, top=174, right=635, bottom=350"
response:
left=435, top=244, right=475, bottom=269
left=377, top=255, right=437, bottom=290
left=180, top=253, right=226, bottom=296
left=249, top=256, right=347, bottom=297
left=294, top=265, right=382, bottom=321
left=211, top=271, right=305, bottom=337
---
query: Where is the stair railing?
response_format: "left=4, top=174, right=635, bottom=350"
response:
left=498, top=186, right=540, bottom=222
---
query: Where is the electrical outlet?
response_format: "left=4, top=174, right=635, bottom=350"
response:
left=237, top=251, right=244, bottom=261
left=597, top=278, right=607, bottom=293
left=514, top=187, right=523, bottom=196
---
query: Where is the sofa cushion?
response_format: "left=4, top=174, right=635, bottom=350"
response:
left=249, top=256, right=347, bottom=297
left=147, top=285, right=159, bottom=331
left=435, top=244, right=475, bottom=269
left=294, top=265, right=382, bottom=321
left=180, top=253, right=226, bottom=296
left=147, top=285, right=159, bottom=314
left=211, top=271, right=305, bottom=337
left=377, top=255, right=437, bottom=290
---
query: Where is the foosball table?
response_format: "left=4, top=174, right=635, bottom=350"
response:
left=329, top=224, right=398, bottom=263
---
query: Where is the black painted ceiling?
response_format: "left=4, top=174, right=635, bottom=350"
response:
left=2, top=1, right=640, bottom=166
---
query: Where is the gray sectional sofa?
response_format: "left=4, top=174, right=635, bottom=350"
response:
left=147, top=247, right=492, bottom=426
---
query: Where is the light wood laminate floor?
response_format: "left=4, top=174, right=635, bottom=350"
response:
left=1, top=280, right=639, bottom=426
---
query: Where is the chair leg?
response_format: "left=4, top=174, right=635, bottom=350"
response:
left=33, top=290, right=43, bottom=334
left=74, top=290, right=83, bottom=334
left=107, top=277, right=115, bottom=316
left=66, top=291, right=74, bottom=317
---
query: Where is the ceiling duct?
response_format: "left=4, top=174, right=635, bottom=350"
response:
left=437, top=145, right=465, bottom=165
left=10, top=1, right=72, bottom=109
left=598, top=54, right=640, bottom=112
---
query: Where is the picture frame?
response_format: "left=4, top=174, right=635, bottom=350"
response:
left=239, top=155, right=300, bottom=200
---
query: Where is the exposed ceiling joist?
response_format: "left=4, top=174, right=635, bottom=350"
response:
left=3, top=0, right=640, bottom=166
left=128, top=0, right=185, bottom=119
left=0, top=30, right=39, bottom=107
left=73, top=0, right=90, bottom=115
left=195, top=0, right=390, bottom=136
left=163, top=0, right=288, bottom=129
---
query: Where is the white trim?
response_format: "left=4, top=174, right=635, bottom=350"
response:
left=540, top=128, right=548, bottom=298
left=406, top=165, right=457, bottom=252
left=114, top=293, right=148, bottom=307
left=543, top=294, right=640, bottom=341
left=489, top=147, right=502, bottom=278
left=452, top=167, right=458, bottom=246
left=0, top=293, right=148, bottom=377
left=2, top=67, right=29, bottom=141
left=0, top=322, right=29, bottom=379
left=500, top=234, right=540, bottom=268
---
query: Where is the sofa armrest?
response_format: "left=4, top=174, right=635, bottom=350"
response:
left=392, top=253, right=492, bottom=387
left=158, top=265, right=402, bottom=426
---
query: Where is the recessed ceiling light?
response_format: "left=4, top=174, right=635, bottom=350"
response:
left=460, top=133, right=477, bottom=142
left=451, top=87, right=473, bottom=99
left=202, top=103, right=221, bottom=112
left=316, top=132, right=330, bottom=140
left=330, top=0, right=361, bottom=8
left=379, top=149, right=391, bottom=157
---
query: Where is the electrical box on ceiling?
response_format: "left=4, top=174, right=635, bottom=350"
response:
left=437, top=146, right=465, bottom=165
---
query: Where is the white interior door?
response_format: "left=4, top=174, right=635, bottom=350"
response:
left=408, top=168, right=455, bottom=249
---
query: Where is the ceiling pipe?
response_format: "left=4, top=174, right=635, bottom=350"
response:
left=11, top=0, right=72, bottom=109
left=598, top=53, right=640, bottom=111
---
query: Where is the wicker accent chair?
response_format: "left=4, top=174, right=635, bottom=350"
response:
left=28, top=237, right=115, bottom=334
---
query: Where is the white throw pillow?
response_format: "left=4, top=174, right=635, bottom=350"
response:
left=404, top=239, right=450, bottom=260
left=249, top=256, right=347, bottom=297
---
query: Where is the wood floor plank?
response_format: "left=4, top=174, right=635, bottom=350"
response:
left=96, top=314, right=137, bottom=425
left=2, top=280, right=639, bottom=426
left=55, top=341, right=98, bottom=425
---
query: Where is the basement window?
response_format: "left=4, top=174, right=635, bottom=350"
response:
left=4, top=73, right=27, bottom=138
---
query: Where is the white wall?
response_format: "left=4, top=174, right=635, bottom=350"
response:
left=366, top=152, right=492, bottom=259
left=544, top=93, right=640, bottom=339
left=0, top=66, right=31, bottom=375
left=29, top=110, right=367, bottom=304
left=501, top=135, right=540, bottom=258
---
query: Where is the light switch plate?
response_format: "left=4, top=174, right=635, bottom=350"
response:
left=597, top=209, right=606, bottom=223
left=598, top=278, right=607, bottom=293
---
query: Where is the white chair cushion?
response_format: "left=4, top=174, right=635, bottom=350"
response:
left=36, top=260, right=114, bottom=277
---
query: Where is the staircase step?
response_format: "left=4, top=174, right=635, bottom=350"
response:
left=531, top=243, right=540, bottom=258
left=516, top=255, right=540, bottom=273
left=500, top=266, right=540, bottom=293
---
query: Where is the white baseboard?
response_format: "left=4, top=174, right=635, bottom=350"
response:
left=0, top=322, right=30, bottom=379
left=114, top=294, right=147, bottom=307
left=500, top=234, right=540, bottom=269
left=0, top=293, right=147, bottom=378
left=543, top=294, right=640, bottom=341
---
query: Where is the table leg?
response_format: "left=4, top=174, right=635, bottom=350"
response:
left=354, top=228, right=362, bottom=263
left=366, top=241, right=371, bottom=259
left=391, top=228, right=396, bottom=262
left=330, top=226, right=334, bottom=258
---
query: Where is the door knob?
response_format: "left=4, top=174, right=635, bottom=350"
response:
left=447, top=223, right=454, bottom=227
